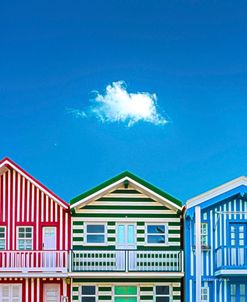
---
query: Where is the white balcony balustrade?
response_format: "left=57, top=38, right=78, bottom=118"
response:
left=216, top=246, right=247, bottom=270
left=71, top=250, right=183, bottom=272
left=0, top=251, right=68, bottom=273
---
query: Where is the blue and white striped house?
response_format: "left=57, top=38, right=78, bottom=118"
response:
left=184, top=176, right=247, bottom=302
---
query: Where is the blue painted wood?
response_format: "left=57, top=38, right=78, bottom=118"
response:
left=185, top=184, right=247, bottom=302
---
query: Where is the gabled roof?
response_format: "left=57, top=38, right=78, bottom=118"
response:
left=70, top=171, right=182, bottom=211
left=186, top=176, right=247, bottom=210
left=0, top=157, right=68, bottom=209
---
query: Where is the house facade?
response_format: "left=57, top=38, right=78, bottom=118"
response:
left=185, top=176, right=247, bottom=302
left=69, top=172, right=184, bottom=302
left=0, top=158, right=71, bottom=302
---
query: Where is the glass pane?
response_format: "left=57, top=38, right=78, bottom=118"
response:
left=82, top=286, right=96, bottom=295
left=118, top=225, right=125, bottom=244
left=156, top=297, right=169, bottom=302
left=148, top=235, right=165, bottom=244
left=87, top=235, right=104, bottom=243
left=147, top=225, right=165, bottom=234
left=115, top=298, right=137, bottom=302
left=0, top=239, right=5, bottom=250
left=231, top=284, right=236, bottom=295
left=81, top=297, right=95, bottom=302
left=128, top=225, right=134, bottom=244
left=0, top=228, right=5, bottom=237
left=239, top=226, right=244, bottom=232
left=156, top=286, right=169, bottom=295
left=240, top=284, right=245, bottom=295
left=115, top=286, right=137, bottom=295
left=87, top=225, right=104, bottom=233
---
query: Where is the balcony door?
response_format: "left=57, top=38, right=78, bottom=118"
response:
left=229, top=223, right=247, bottom=266
left=116, top=224, right=136, bottom=271
left=43, top=227, right=56, bottom=250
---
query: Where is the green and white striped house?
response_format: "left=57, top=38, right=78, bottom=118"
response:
left=69, top=172, right=184, bottom=302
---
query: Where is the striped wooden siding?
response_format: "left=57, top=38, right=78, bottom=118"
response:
left=0, top=168, right=70, bottom=250
left=72, top=280, right=181, bottom=302
left=187, top=195, right=247, bottom=302
left=190, top=196, right=247, bottom=278
left=72, top=185, right=181, bottom=250
left=0, top=278, right=70, bottom=301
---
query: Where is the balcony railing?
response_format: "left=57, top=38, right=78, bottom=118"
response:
left=71, top=250, right=183, bottom=272
left=216, top=246, right=247, bottom=270
left=0, top=251, right=68, bottom=273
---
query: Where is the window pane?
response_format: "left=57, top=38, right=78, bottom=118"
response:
left=87, top=235, right=104, bottom=243
left=82, top=286, right=96, bottom=295
left=115, top=286, right=137, bottom=295
left=0, top=239, right=5, bottom=249
left=128, top=225, right=134, bottom=244
left=156, top=286, right=169, bottom=295
left=87, top=225, right=104, bottom=233
left=0, top=228, right=5, bottom=238
left=118, top=225, right=125, bottom=244
left=147, top=235, right=165, bottom=244
left=156, top=297, right=169, bottom=302
left=147, top=225, right=165, bottom=234
left=240, top=284, right=245, bottom=295
left=81, top=297, right=95, bottom=302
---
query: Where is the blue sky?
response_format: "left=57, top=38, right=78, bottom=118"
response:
left=1, top=1, right=247, bottom=203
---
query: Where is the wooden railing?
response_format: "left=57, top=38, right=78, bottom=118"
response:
left=0, top=251, right=68, bottom=273
left=71, top=250, right=183, bottom=272
left=216, top=246, right=247, bottom=270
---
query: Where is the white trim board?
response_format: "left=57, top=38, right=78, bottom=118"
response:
left=187, top=176, right=247, bottom=209
left=72, top=176, right=181, bottom=212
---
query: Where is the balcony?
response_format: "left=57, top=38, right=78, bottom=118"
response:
left=215, top=246, right=247, bottom=276
left=71, top=250, right=183, bottom=275
left=0, top=251, right=68, bottom=276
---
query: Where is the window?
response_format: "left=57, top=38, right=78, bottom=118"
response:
left=194, top=223, right=208, bottom=246
left=80, top=286, right=96, bottom=302
left=85, top=224, right=106, bottom=244
left=146, top=224, right=168, bottom=244
left=17, top=227, right=32, bottom=250
left=0, top=227, right=6, bottom=250
left=201, top=287, right=209, bottom=302
left=230, top=284, right=236, bottom=302
left=201, top=223, right=208, bottom=246
left=114, top=286, right=137, bottom=302
left=155, top=286, right=170, bottom=302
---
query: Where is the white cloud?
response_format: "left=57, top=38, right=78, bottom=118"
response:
left=68, top=81, right=168, bottom=127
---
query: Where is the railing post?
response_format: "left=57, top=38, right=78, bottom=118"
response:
left=126, top=250, right=128, bottom=272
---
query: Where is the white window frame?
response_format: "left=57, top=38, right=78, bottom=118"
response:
left=80, top=285, right=97, bottom=302
left=16, top=226, right=33, bottom=250
left=0, top=226, right=6, bottom=250
left=84, top=223, right=107, bottom=246
left=114, top=285, right=138, bottom=302
left=145, top=223, right=169, bottom=246
left=154, top=285, right=171, bottom=302
left=201, top=286, right=209, bottom=302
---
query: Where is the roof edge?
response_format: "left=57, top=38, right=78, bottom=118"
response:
left=0, top=157, right=69, bottom=209
left=186, top=176, right=247, bottom=209
left=70, top=171, right=182, bottom=209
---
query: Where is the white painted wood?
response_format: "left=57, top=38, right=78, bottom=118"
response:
left=0, top=251, right=68, bottom=272
left=195, top=206, right=202, bottom=302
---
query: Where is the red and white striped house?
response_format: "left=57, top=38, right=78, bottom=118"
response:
left=0, top=157, right=71, bottom=302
